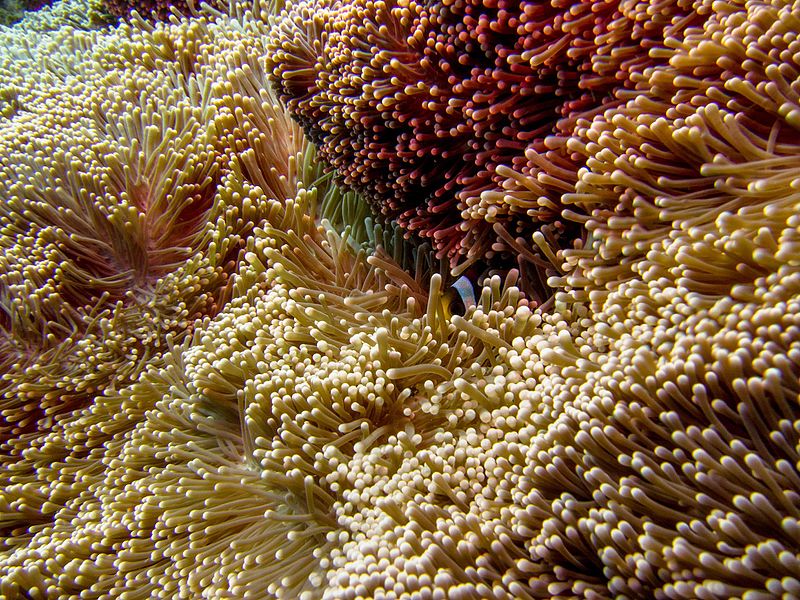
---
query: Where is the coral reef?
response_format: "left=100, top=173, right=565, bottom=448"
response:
left=0, top=0, right=798, bottom=598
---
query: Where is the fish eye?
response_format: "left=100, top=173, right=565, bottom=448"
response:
left=446, top=289, right=468, bottom=317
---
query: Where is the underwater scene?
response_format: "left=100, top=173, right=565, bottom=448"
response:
left=0, top=0, right=799, bottom=597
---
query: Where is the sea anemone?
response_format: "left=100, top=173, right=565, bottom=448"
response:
left=100, top=0, right=223, bottom=22
left=266, top=0, right=711, bottom=301
left=0, top=2, right=305, bottom=569
left=0, top=0, right=799, bottom=597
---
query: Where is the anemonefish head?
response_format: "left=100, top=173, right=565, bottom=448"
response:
left=442, top=275, right=477, bottom=320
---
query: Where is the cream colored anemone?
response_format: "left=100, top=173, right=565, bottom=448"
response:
left=0, top=0, right=308, bottom=588
left=1, top=0, right=799, bottom=598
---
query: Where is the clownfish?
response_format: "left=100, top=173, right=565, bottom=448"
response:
left=441, top=275, right=477, bottom=320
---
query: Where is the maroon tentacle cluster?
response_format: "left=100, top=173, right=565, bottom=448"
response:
left=267, top=0, right=707, bottom=283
